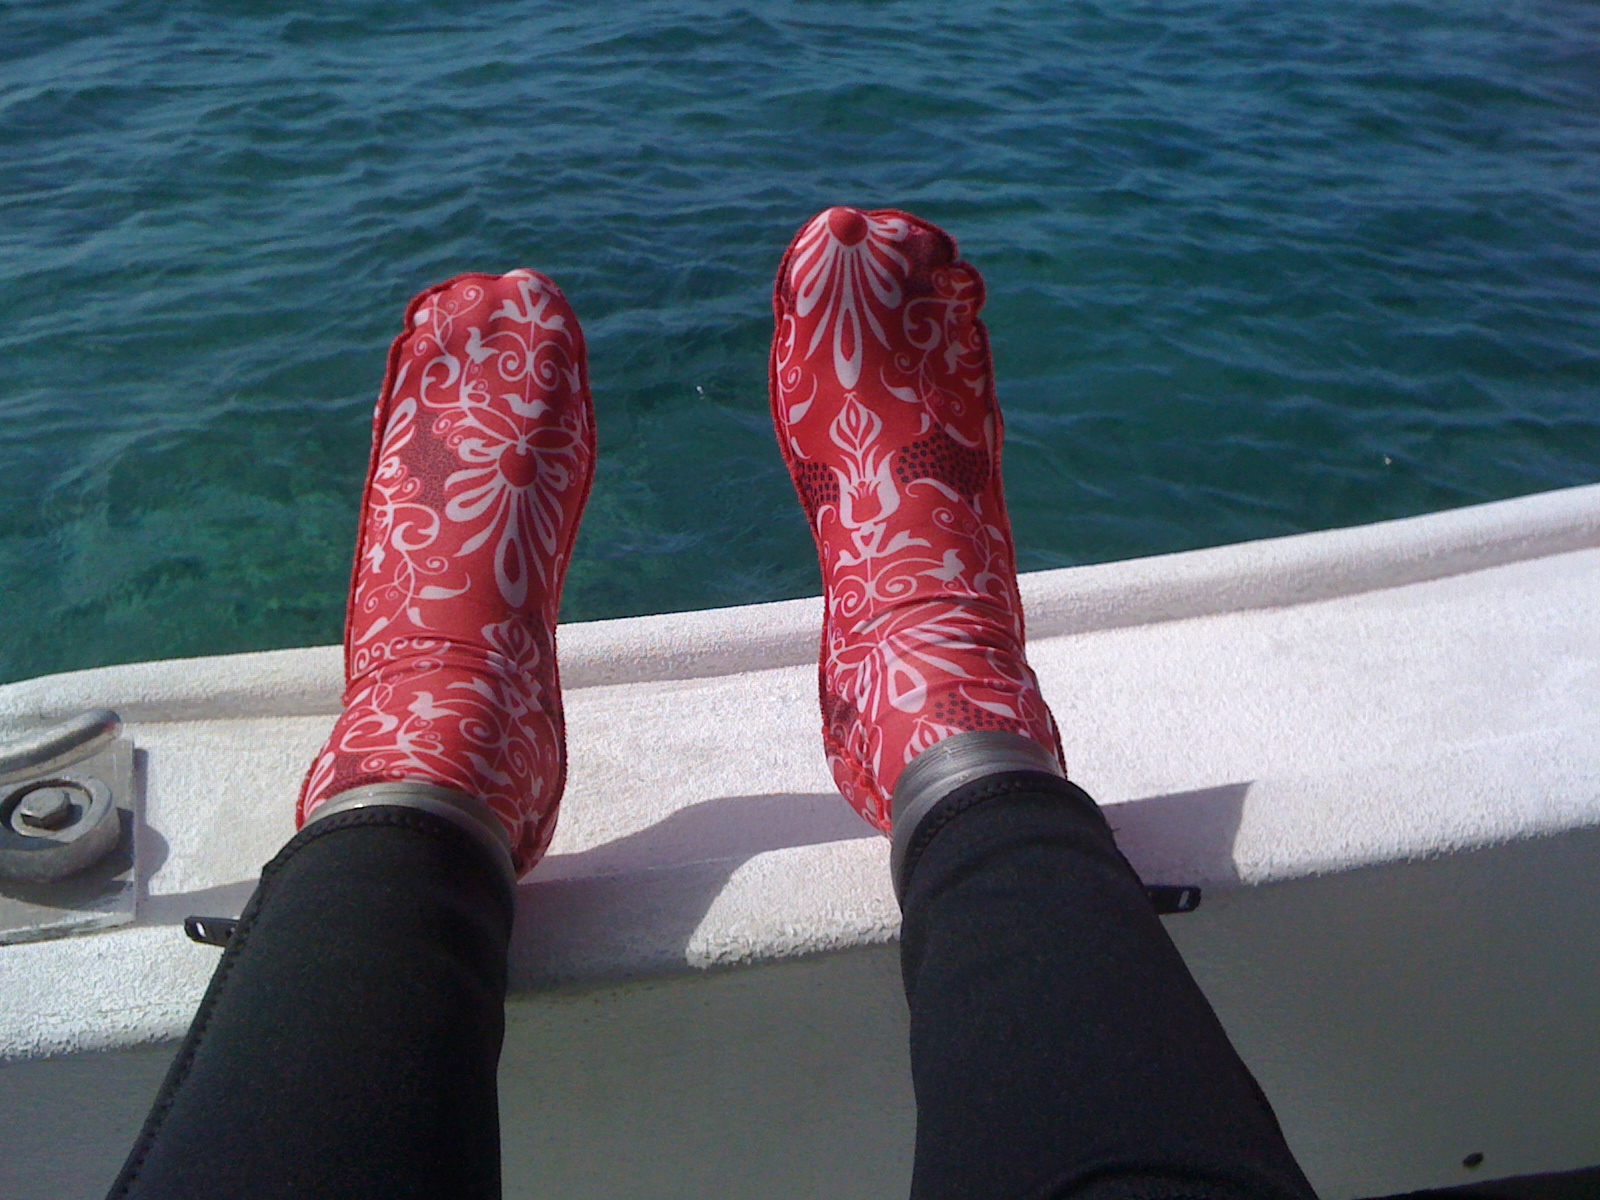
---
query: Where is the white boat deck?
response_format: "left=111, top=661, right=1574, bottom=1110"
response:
left=3, top=483, right=1598, bottom=1199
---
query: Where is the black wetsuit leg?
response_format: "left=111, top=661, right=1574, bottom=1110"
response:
left=107, top=806, right=511, bottom=1200
left=898, top=772, right=1319, bottom=1200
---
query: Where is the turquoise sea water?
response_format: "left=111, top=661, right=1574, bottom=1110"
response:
left=2, top=1, right=1597, bottom=684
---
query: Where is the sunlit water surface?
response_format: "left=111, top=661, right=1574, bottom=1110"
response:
left=1, top=0, right=1597, bottom=682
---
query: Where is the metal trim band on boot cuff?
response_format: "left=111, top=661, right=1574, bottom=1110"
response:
left=890, top=730, right=1066, bottom=901
left=304, top=781, right=518, bottom=893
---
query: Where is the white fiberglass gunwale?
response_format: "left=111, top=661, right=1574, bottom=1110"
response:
left=2, top=479, right=1596, bottom=993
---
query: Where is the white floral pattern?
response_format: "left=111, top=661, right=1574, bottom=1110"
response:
left=786, top=208, right=911, bottom=390
left=299, top=271, right=595, bottom=875
left=772, top=207, right=1064, bottom=831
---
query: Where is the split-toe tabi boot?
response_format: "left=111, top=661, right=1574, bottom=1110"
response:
left=299, top=270, right=595, bottom=880
left=771, top=206, right=1066, bottom=840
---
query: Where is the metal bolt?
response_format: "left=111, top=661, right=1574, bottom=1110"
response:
left=15, top=785, right=82, bottom=832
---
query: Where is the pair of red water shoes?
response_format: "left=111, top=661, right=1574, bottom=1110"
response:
left=298, top=208, right=1065, bottom=879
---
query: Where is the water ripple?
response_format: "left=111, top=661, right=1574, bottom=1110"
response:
left=0, top=0, right=1597, bottom=681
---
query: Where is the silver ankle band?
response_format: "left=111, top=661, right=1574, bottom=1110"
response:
left=305, top=781, right=518, bottom=892
left=890, top=730, right=1066, bottom=898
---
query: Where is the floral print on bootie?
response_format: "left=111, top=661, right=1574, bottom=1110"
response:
left=770, top=207, right=1065, bottom=831
left=299, top=271, right=595, bottom=876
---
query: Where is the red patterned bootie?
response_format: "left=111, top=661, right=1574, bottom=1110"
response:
left=770, top=207, right=1065, bottom=834
left=298, top=270, right=595, bottom=879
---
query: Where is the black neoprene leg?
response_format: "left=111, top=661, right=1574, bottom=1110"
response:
left=107, top=806, right=513, bottom=1200
left=898, top=772, right=1319, bottom=1200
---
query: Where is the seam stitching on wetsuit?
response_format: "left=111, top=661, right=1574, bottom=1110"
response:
left=105, top=806, right=508, bottom=1196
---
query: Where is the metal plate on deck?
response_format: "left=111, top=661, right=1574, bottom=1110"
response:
left=0, top=729, right=138, bottom=945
